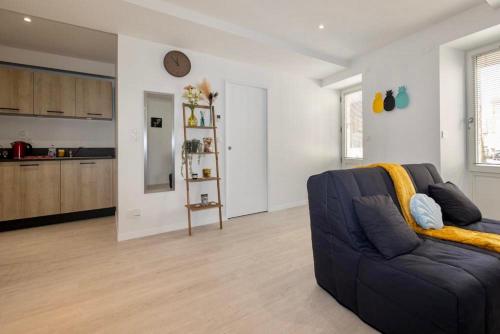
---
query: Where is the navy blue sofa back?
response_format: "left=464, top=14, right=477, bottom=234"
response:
left=308, top=167, right=401, bottom=252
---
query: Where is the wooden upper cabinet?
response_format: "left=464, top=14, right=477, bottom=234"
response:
left=76, top=78, right=113, bottom=119
left=0, top=67, right=34, bottom=115
left=34, top=72, right=76, bottom=117
left=19, top=161, right=61, bottom=218
left=61, top=159, right=113, bottom=213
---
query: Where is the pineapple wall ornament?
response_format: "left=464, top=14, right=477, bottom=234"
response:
left=384, top=90, right=396, bottom=111
left=372, top=92, right=384, bottom=113
left=396, top=86, right=409, bottom=109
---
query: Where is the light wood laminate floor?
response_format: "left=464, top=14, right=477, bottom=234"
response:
left=0, top=206, right=377, bottom=334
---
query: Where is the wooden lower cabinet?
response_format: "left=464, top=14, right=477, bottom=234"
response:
left=19, top=161, right=61, bottom=218
left=61, top=160, right=113, bottom=213
left=0, top=163, right=22, bottom=221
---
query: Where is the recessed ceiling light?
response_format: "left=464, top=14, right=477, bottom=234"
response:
left=318, top=24, right=325, bottom=30
left=23, top=17, right=32, bottom=23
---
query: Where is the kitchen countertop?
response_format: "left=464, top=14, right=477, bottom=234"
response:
left=0, top=147, right=115, bottom=162
left=0, top=156, right=115, bottom=162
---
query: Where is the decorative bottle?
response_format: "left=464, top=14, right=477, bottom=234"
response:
left=188, top=106, right=198, bottom=127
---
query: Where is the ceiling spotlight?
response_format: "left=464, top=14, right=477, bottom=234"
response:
left=23, top=17, right=32, bottom=23
left=318, top=24, right=325, bottom=30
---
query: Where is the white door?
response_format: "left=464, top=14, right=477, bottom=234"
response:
left=226, top=82, right=268, bottom=218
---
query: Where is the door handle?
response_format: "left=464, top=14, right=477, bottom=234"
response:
left=46, top=110, right=65, bottom=114
left=80, top=162, right=96, bottom=165
left=228, top=146, right=232, bottom=151
left=20, top=164, right=39, bottom=167
left=0, top=107, right=20, bottom=112
left=467, top=117, right=474, bottom=130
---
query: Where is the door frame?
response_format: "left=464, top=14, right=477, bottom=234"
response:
left=340, top=84, right=363, bottom=169
left=224, top=80, right=270, bottom=219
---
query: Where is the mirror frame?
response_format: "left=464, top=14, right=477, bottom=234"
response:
left=143, top=91, right=176, bottom=194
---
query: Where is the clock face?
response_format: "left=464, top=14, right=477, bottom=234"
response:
left=164, top=51, right=191, bottom=77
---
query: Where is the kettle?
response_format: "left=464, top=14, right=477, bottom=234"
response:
left=11, top=141, right=32, bottom=159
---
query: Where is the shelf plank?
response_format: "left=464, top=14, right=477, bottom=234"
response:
left=185, top=126, right=217, bottom=129
left=187, top=152, right=218, bottom=155
left=187, top=177, right=220, bottom=183
left=186, top=203, right=223, bottom=211
left=182, top=103, right=212, bottom=110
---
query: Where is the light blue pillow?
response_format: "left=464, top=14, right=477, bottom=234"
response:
left=410, top=194, right=444, bottom=230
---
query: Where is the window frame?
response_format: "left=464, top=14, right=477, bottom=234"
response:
left=340, top=85, right=363, bottom=163
left=467, top=42, right=500, bottom=174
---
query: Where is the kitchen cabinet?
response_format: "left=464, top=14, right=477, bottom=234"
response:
left=61, top=160, right=113, bottom=213
left=76, top=78, right=113, bottom=119
left=0, top=67, right=34, bottom=115
left=0, top=163, right=22, bottom=221
left=34, top=72, right=76, bottom=117
left=19, top=161, right=61, bottom=218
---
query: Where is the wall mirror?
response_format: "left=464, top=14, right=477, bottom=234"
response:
left=144, top=92, right=175, bottom=193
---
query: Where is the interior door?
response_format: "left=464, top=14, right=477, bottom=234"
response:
left=226, top=82, right=268, bottom=218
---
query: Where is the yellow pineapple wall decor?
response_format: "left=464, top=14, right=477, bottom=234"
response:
left=372, top=92, right=384, bottom=113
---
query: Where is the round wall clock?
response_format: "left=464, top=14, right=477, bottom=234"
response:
left=163, top=50, right=191, bottom=77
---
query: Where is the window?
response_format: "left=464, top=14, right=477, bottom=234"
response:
left=471, top=47, right=500, bottom=168
left=341, top=87, right=363, bottom=160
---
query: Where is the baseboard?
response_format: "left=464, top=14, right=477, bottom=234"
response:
left=0, top=207, right=116, bottom=232
left=269, top=200, right=307, bottom=212
left=117, top=218, right=222, bottom=241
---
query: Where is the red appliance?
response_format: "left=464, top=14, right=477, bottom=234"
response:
left=11, top=141, right=32, bottom=159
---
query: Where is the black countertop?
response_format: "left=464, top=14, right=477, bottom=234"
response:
left=0, top=156, right=115, bottom=163
left=0, top=147, right=115, bottom=162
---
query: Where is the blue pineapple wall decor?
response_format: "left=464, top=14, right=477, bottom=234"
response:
left=396, top=86, right=409, bottom=109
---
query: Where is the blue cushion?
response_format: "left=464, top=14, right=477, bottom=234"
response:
left=410, top=194, right=443, bottom=230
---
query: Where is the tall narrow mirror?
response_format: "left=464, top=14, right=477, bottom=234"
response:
left=144, top=92, right=175, bottom=193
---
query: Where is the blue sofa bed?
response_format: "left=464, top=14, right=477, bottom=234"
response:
left=307, top=164, right=500, bottom=334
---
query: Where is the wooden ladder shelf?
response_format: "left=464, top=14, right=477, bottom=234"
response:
left=182, top=103, right=223, bottom=235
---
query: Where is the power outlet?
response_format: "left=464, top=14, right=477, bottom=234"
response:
left=127, top=209, right=141, bottom=218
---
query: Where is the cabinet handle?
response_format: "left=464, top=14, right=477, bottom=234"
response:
left=20, top=164, right=39, bottom=167
left=46, top=110, right=65, bottom=114
left=0, top=107, right=20, bottom=112
left=80, top=162, right=96, bottom=165
left=87, top=113, right=103, bottom=116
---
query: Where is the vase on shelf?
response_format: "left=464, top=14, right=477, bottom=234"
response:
left=188, top=106, right=198, bottom=127
left=200, top=110, right=206, bottom=127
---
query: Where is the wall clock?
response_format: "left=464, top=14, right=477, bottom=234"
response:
left=163, top=50, right=191, bottom=77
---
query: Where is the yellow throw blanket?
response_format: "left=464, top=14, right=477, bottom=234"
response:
left=369, top=163, right=500, bottom=253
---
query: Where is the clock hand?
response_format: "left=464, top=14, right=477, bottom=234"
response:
left=173, top=56, right=179, bottom=66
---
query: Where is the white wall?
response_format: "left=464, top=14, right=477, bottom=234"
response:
left=0, top=115, right=115, bottom=148
left=324, top=4, right=500, bottom=200
left=0, top=44, right=115, bottom=77
left=439, top=46, right=469, bottom=194
left=117, top=34, right=338, bottom=240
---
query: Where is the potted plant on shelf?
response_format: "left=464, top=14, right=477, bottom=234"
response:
left=183, top=85, right=203, bottom=127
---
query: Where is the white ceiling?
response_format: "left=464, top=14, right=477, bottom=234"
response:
left=163, top=0, right=483, bottom=60
left=0, top=0, right=486, bottom=78
left=0, top=10, right=116, bottom=63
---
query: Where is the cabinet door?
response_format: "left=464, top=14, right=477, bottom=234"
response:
left=19, top=161, right=61, bottom=218
left=34, top=72, right=76, bottom=117
left=0, top=163, right=22, bottom=221
left=76, top=78, right=113, bottom=119
left=61, top=160, right=113, bottom=213
left=0, top=67, right=34, bottom=115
